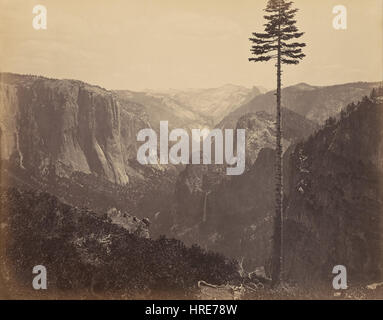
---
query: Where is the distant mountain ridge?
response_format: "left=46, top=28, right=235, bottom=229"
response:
left=116, top=83, right=263, bottom=130
left=115, top=89, right=210, bottom=133
left=147, top=84, right=263, bottom=125
left=219, top=81, right=382, bottom=129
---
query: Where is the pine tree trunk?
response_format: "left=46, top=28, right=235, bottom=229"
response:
left=272, top=21, right=283, bottom=286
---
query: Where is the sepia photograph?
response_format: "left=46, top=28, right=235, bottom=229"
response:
left=0, top=0, right=382, bottom=305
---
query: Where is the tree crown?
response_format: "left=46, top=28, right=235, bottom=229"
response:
left=249, top=0, right=306, bottom=65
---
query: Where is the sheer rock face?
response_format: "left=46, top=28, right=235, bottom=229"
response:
left=0, top=73, right=149, bottom=185
left=284, top=99, right=383, bottom=285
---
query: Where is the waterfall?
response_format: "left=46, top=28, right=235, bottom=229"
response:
left=15, top=131, right=25, bottom=169
left=202, top=191, right=211, bottom=222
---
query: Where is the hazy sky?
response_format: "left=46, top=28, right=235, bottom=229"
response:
left=0, top=0, right=382, bottom=90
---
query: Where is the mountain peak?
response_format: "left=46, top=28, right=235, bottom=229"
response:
left=219, top=83, right=247, bottom=89
left=290, top=82, right=317, bottom=91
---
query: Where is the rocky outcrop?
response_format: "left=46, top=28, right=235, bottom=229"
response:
left=107, top=207, right=150, bottom=238
left=0, top=73, right=150, bottom=185
left=236, top=108, right=318, bottom=164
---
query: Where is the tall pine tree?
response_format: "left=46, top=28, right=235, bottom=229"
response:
left=249, top=0, right=306, bottom=285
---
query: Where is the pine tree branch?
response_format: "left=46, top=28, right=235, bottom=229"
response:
left=249, top=36, right=277, bottom=45
left=281, top=32, right=304, bottom=40
left=281, top=48, right=304, bottom=55
left=282, top=52, right=305, bottom=59
left=264, top=13, right=280, bottom=20
left=281, top=42, right=306, bottom=48
left=281, top=58, right=300, bottom=64
left=280, top=26, right=299, bottom=33
left=251, top=32, right=275, bottom=39
left=250, top=43, right=279, bottom=53
left=249, top=56, right=273, bottom=62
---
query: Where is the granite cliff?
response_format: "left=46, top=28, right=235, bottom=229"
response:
left=0, top=73, right=150, bottom=186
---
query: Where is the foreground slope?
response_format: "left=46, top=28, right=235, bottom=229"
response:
left=0, top=187, right=239, bottom=299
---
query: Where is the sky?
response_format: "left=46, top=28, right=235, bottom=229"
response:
left=0, top=0, right=382, bottom=91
